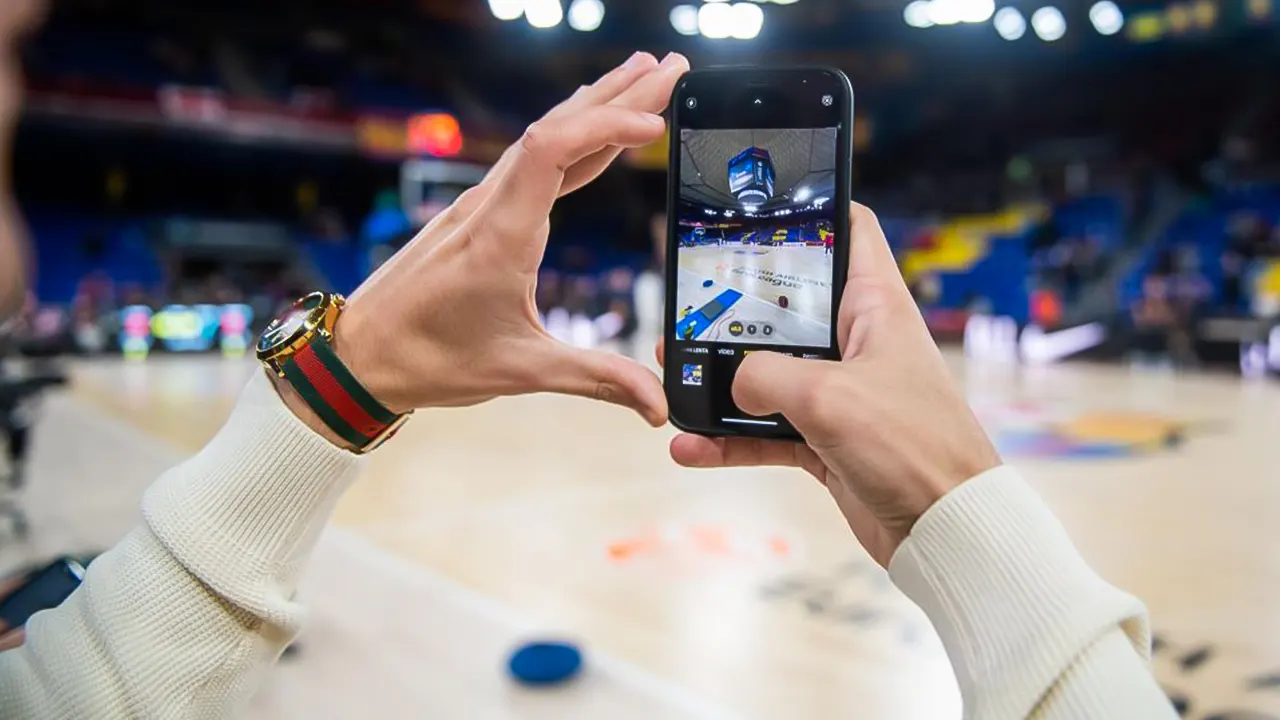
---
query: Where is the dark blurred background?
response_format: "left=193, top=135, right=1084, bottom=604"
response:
left=4, top=0, right=1279, bottom=372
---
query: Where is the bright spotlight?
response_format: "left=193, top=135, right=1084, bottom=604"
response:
left=567, top=0, right=604, bottom=30
left=743, top=204, right=760, bottom=213
left=698, top=2, right=734, bottom=37
left=904, top=0, right=935, bottom=27
left=670, top=4, right=700, bottom=34
left=526, top=0, right=564, bottom=28
left=729, top=2, right=765, bottom=38
left=993, top=6, right=1026, bottom=38
left=793, top=186, right=812, bottom=202
left=1031, top=5, right=1066, bottom=40
left=959, top=0, right=995, bottom=23
left=771, top=0, right=799, bottom=4
left=489, top=0, right=525, bottom=21
left=1088, top=0, right=1124, bottom=34
left=928, top=0, right=966, bottom=25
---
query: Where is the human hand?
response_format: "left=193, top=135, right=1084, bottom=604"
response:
left=0, top=0, right=46, bottom=320
left=0, top=573, right=27, bottom=652
left=663, top=203, right=1001, bottom=566
left=321, top=53, right=688, bottom=428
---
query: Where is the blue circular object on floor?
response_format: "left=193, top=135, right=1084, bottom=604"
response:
left=702, top=279, right=714, bottom=287
left=508, top=641, right=583, bottom=686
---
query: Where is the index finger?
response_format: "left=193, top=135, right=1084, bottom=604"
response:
left=670, top=434, right=826, bottom=480
left=484, top=106, right=665, bottom=249
left=479, top=52, right=662, bottom=193
left=549, top=51, right=661, bottom=120
left=562, top=53, right=690, bottom=195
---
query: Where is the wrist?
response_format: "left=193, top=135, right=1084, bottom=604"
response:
left=915, top=429, right=1003, bottom=520
left=268, top=369, right=360, bottom=451
left=328, top=300, right=415, bottom=415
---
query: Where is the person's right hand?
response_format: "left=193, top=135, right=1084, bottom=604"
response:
left=666, top=203, right=1002, bottom=567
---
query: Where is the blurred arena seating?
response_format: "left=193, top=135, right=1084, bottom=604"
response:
left=6, top=0, right=1278, bottom=374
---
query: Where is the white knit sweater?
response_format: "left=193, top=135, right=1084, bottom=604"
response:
left=0, top=372, right=1177, bottom=718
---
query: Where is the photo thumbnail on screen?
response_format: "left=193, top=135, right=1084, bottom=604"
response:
left=674, top=127, right=837, bottom=348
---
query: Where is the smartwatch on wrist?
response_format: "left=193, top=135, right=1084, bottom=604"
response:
left=256, top=292, right=410, bottom=453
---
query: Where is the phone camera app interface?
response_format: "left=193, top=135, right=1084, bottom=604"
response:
left=674, top=128, right=836, bottom=349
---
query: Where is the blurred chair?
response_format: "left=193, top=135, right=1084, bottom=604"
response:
left=0, top=369, right=70, bottom=541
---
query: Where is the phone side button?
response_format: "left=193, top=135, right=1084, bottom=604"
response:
left=722, top=417, right=778, bottom=426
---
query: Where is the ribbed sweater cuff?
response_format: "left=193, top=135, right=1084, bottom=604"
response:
left=142, top=369, right=362, bottom=626
left=888, top=466, right=1150, bottom=720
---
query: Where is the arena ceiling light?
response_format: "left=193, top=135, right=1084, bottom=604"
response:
left=729, top=2, right=765, bottom=38
left=698, top=2, right=735, bottom=38
left=525, top=0, right=564, bottom=28
left=904, top=0, right=935, bottom=27
left=993, top=6, right=1026, bottom=38
left=1031, top=6, right=1066, bottom=40
left=1088, top=0, right=1124, bottom=35
left=793, top=186, right=812, bottom=202
left=489, top=0, right=525, bottom=21
left=908, top=0, right=994, bottom=27
left=960, top=0, right=995, bottom=23
left=927, top=0, right=966, bottom=25
left=567, top=0, right=604, bottom=30
left=670, top=4, right=701, bottom=34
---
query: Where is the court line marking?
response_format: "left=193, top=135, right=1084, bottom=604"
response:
left=676, top=266, right=830, bottom=346
left=321, top=530, right=744, bottom=720
left=61, top=382, right=741, bottom=720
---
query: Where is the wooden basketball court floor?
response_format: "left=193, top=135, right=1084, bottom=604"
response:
left=5, top=347, right=1279, bottom=718
left=676, top=244, right=833, bottom=346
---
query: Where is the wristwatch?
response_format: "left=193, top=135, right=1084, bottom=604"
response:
left=256, top=292, right=410, bottom=453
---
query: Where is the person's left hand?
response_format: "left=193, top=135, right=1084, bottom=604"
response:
left=303, top=53, right=688, bottom=437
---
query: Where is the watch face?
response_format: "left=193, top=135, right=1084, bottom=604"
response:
left=257, top=294, right=321, bottom=354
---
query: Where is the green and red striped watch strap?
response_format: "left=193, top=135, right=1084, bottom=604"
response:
left=280, top=337, right=401, bottom=449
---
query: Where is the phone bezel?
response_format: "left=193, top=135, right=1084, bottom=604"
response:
left=663, top=66, right=854, bottom=439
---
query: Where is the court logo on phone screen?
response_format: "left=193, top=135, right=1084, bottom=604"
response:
left=682, top=364, right=703, bottom=387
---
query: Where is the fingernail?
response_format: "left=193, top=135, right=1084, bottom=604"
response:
left=624, top=51, right=648, bottom=70
left=660, top=52, right=687, bottom=70
left=643, top=112, right=665, bottom=127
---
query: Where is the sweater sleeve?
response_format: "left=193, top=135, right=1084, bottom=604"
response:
left=888, top=466, right=1178, bottom=720
left=0, top=370, right=361, bottom=718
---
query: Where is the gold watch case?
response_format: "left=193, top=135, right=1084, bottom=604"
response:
left=255, top=291, right=346, bottom=376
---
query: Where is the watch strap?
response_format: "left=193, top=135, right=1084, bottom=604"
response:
left=280, top=336, right=402, bottom=450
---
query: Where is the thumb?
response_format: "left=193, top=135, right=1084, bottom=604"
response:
left=538, top=341, right=668, bottom=426
left=732, top=351, right=832, bottom=420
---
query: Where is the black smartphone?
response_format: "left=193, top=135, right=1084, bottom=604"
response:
left=0, top=557, right=85, bottom=629
left=664, top=66, right=853, bottom=439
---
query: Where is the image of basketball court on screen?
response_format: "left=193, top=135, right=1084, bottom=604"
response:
left=675, top=128, right=836, bottom=347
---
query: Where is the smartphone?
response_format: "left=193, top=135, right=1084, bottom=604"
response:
left=0, top=557, right=85, bottom=629
left=664, top=66, right=853, bottom=439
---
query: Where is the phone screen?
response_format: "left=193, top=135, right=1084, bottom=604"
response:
left=665, top=68, right=852, bottom=437
left=674, top=128, right=838, bottom=347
